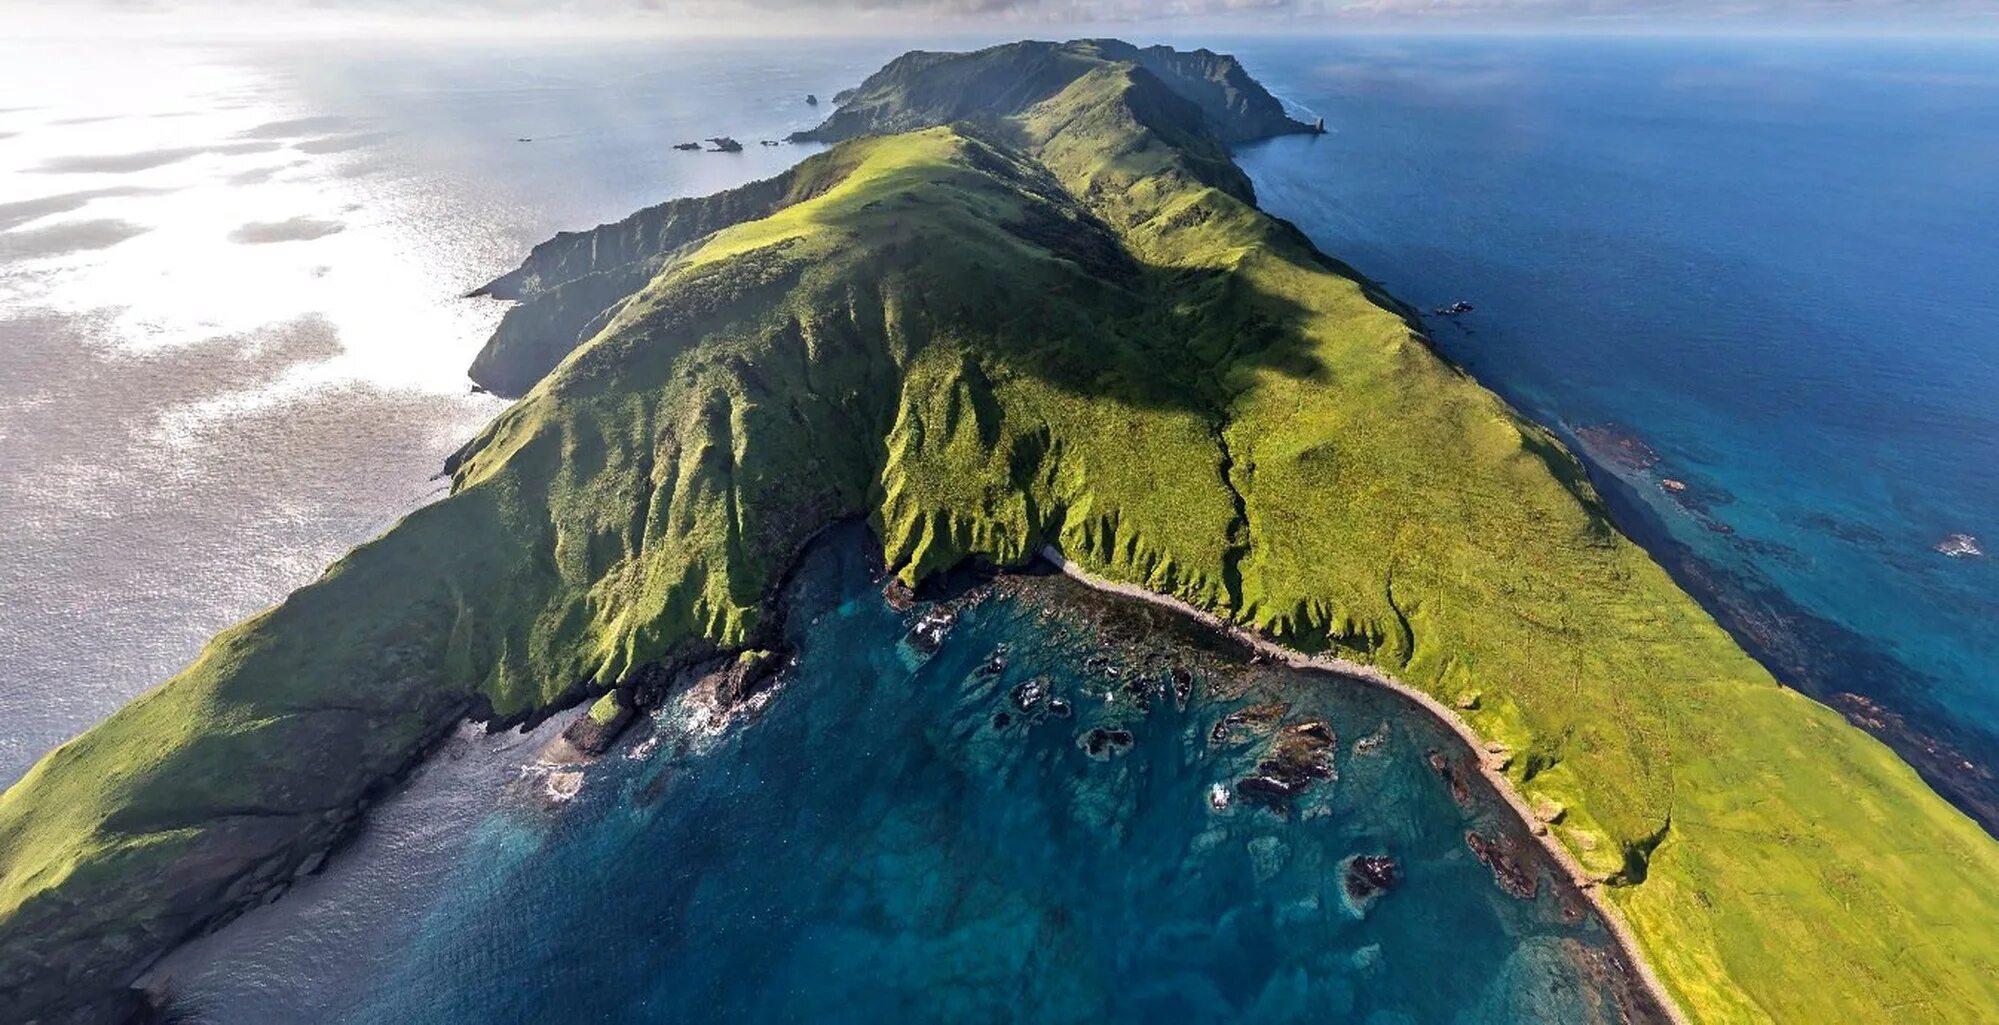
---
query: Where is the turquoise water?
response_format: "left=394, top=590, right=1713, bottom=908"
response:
left=1228, top=36, right=1999, bottom=827
left=304, top=527, right=1651, bottom=1025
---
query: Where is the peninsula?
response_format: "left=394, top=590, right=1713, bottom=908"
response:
left=2, top=39, right=1995, bottom=1025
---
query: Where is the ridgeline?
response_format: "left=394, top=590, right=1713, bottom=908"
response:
left=2, top=39, right=1995, bottom=1025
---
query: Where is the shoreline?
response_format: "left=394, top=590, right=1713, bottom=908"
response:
left=1038, top=545, right=1691, bottom=1025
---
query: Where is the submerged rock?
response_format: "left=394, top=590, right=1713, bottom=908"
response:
left=1247, top=835, right=1288, bottom=883
left=1573, top=423, right=1661, bottom=472
left=1209, top=701, right=1287, bottom=746
left=672, top=141, right=701, bottom=151
left=1466, top=832, right=1538, bottom=899
left=1078, top=724, right=1135, bottom=760
left=1427, top=749, right=1474, bottom=808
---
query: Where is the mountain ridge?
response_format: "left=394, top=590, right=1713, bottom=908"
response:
left=0, top=38, right=1994, bottom=1025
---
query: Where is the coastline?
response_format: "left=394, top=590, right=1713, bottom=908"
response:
left=1038, top=545, right=1692, bottom=1025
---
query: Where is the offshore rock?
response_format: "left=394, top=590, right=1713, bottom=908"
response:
left=905, top=610, right=954, bottom=654
left=1235, top=719, right=1337, bottom=812
left=1078, top=725, right=1135, bottom=760
left=1010, top=676, right=1049, bottom=716
left=1342, top=854, right=1400, bottom=906
left=1937, top=533, right=1983, bottom=558
left=1209, top=701, right=1287, bottom=747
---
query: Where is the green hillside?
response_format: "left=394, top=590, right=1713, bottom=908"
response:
left=1, top=39, right=1994, bottom=1025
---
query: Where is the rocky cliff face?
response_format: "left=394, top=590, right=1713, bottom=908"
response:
left=470, top=38, right=1314, bottom=403
left=468, top=168, right=817, bottom=397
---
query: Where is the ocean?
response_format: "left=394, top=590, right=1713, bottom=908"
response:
left=0, top=35, right=909, bottom=784
left=1225, top=34, right=1999, bottom=825
left=164, top=525, right=1662, bottom=1024
left=1, top=29, right=1992, bottom=1023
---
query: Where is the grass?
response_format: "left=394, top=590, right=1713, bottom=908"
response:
left=1, top=39, right=1995, bottom=1025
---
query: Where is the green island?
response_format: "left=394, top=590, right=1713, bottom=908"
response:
left=2, top=39, right=1995, bottom=1025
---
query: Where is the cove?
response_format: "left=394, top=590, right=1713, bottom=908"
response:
left=200, top=525, right=1662, bottom=1025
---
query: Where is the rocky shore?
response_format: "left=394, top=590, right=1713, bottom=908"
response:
left=1038, top=546, right=1691, bottom=1025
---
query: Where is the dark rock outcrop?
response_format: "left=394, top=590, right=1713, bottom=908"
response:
left=1235, top=719, right=1337, bottom=811
left=1467, top=832, right=1539, bottom=899
left=465, top=162, right=850, bottom=398
left=1342, top=854, right=1400, bottom=905
left=1078, top=725, right=1135, bottom=760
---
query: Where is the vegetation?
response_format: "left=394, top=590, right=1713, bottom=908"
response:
left=1, top=38, right=1994, bottom=1025
left=584, top=691, right=624, bottom=727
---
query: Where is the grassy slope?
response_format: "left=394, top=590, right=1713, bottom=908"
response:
left=0, top=42, right=1994, bottom=1025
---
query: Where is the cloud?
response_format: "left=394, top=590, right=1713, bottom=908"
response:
left=11, top=0, right=1999, bottom=27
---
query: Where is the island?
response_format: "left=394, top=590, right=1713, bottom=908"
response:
left=2, top=38, right=1995, bottom=1025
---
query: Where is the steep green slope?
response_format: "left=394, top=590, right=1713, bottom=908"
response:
left=1, top=39, right=1995, bottom=1025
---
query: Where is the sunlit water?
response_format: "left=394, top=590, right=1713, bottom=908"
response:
left=0, top=35, right=906, bottom=783
left=164, top=525, right=1658, bottom=1025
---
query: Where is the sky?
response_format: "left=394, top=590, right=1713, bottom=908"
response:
left=7, top=0, right=1997, bottom=36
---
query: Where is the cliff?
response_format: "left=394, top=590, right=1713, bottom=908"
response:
left=1, top=38, right=1995, bottom=1025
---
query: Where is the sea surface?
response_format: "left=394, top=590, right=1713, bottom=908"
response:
left=1225, top=35, right=1999, bottom=825
left=163, top=525, right=1660, bottom=1024
left=0, top=29, right=1992, bottom=1024
left=0, top=34, right=910, bottom=784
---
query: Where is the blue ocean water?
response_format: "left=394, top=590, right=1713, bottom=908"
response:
left=1227, top=35, right=1999, bottom=825
left=19, top=31, right=1986, bottom=1023
left=231, top=526, right=1648, bottom=1025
